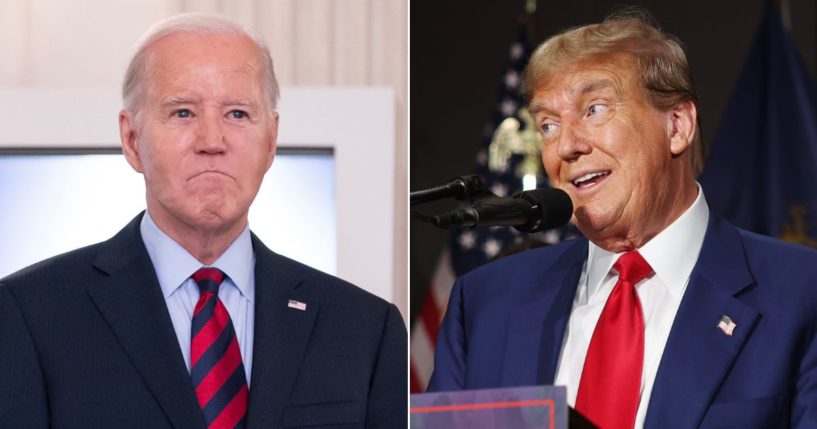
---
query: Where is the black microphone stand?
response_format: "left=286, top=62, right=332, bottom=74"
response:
left=410, top=175, right=485, bottom=206
left=411, top=175, right=516, bottom=230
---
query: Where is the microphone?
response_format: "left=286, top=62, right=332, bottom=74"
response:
left=431, top=188, right=573, bottom=232
left=410, top=175, right=485, bottom=206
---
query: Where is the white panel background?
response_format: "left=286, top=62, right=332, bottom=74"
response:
left=0, top=152, right=340, bottom=280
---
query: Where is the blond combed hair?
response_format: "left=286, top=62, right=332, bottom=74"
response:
left=523, top=8, right=705, bottom=175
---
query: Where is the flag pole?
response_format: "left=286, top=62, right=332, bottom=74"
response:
left=524, top=0, right=537, bottom=44
left=773, top=0, right=792, bottom=31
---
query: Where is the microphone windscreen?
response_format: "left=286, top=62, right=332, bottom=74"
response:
left=515, top=188, right=573, bottom=232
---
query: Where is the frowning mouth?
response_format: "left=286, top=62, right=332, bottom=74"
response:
left=571, top=170, right=611, bottom=189
left=190, top=170, right=232, bottom=181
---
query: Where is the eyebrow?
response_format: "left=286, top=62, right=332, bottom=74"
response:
left=576, top=78, right=619, bottom=97
left=159, top=97, right=259, bottom=110
left=160, top=97, right=197, bottom=110
left=529, top=78, right=620, bottom=115
left=224, top=100, right=258, bottom=108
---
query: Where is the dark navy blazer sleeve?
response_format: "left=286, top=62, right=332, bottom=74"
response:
left=365, top=303, right=408, bottom=428
left=0, top=283, right=49, bottom=428
left=427, top=277, right=467, bottom=392
left=793, top=329, right=817, bottom=427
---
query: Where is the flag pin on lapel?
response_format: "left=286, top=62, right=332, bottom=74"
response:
left=288, top=299, right=307, bottom=311
left=717, top=315, right=736, bottom=336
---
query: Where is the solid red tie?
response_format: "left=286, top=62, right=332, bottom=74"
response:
left=190, top=268, right=248, bottom=429
left=576, top=251, right=653, bottom=429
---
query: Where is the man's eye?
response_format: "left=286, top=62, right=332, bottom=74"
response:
left=587, top=103, right=608, bottom=116
left=174, top=109, right=192, bottom=118
left=229, top=110, right=248, bottom=119
left=541, top=123, right=558, bottom=135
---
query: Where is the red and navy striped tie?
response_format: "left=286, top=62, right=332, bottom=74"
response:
left=190, top=268, right=248, bottom=429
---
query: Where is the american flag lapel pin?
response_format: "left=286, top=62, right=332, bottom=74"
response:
left=717, top=315, right=736, bottom=336
left=288, top=299, right=307, bottom=311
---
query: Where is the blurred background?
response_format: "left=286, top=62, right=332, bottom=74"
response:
left=410, top=0, right=817, bottom=391
left=0, top=0, right=407, bottom=319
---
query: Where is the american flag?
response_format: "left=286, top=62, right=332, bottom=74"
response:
left=717, top=315, right=736, bottom=336
left=410, top=23, right=579, bottom=393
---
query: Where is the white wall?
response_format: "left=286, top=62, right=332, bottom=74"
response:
left=0, top=0, right=407, bottom=318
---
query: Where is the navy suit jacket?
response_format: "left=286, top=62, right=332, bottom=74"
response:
left=0, top=213, right=406, bottom=428
left=429, top=214, right=817, bottom=428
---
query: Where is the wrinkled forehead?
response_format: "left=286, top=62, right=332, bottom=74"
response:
left=145, top=32, right=265, bottom=86
left=157, top=32, right=260, bottom=66
left=528, top=53, right=640, bottom=109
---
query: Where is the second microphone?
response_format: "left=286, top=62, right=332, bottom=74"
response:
left=431, top=188, right=573, bottom=233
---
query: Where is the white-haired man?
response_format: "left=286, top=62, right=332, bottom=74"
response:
left=0, top=14, right=406, bottom=429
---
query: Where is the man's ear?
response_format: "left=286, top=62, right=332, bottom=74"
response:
left=668, top=101, right=697, bottom=156
left=265, top=111, right=279, bottom=171
left=119, top=109, right=144, bottom=173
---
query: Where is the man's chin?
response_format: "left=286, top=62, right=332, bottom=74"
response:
left=573, top=206, right=609, bottom=232
left=573, top=209, right=620, bottom=243
left=190, top=208, right=244, bottom=231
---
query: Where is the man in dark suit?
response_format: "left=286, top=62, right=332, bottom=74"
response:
left=0, top=13, right=406, bottom=429
left=428, top=10, right=817, bottom=429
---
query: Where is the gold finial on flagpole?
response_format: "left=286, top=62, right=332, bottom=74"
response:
left=525, top=0, right=536, bottom=15
left=489, top=108, right=543, bottom=187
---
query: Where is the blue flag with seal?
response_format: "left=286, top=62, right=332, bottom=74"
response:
left=700, top=4, right=817, bottom=247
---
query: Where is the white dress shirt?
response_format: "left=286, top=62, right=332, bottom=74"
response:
left=554, top=185, right=709, bottom=429
left=139, top=212, right=256, bottom=384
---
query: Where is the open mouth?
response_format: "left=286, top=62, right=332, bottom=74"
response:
left=571, top=170, right=611, bottom=189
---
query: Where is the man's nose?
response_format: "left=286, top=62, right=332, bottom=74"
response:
left=555, top=116, right=592, bottom=161
left=195, top=112, right=227, bottom=154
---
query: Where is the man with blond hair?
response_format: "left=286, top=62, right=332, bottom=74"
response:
left=429, top=10, right=817, bottom=429
left=0, top=14, right=405, bottom=429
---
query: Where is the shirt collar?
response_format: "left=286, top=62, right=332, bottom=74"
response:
left=586, top=183, right=709, bottom=298
left=140, top=211, right=255, bottom=302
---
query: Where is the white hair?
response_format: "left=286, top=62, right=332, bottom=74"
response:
left=122, top=13, right=280, bottom=117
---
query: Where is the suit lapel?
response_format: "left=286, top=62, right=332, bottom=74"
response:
left=644, top=216, right=759, bottom=429
left=87, top=214, right=205, bottom=429
left=245, top=236, right=318, bottom=429
left=502, top=239, right=587, bottom=386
